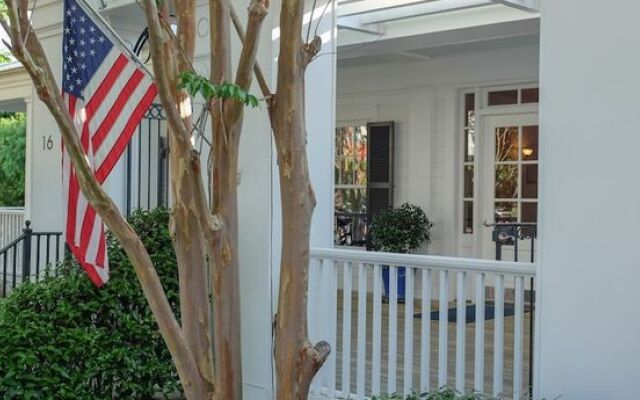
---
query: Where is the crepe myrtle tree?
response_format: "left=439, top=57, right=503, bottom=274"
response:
left=0, top=0, right=330, bottom=399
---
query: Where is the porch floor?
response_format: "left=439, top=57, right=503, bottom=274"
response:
left=334, top=292, right=532, bottom=399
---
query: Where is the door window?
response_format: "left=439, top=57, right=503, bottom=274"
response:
left=494, top=125, right=538, bottom=223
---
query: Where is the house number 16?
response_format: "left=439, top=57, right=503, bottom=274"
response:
left=42, top=135, right=54, bottom=151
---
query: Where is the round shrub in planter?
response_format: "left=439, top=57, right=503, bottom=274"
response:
left=0, top=208, right=182, bottom=399
left=369, top=203, right=433, bottom=300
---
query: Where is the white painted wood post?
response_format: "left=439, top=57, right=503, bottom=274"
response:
left=455, top=271, right=467, bottom=392
left=438, top=270, right=449, bottom=388
left=513, top=275, right=525, bottom=399
left=420, top=269, right=432, bottom=391
left=372, top=264, right=383, bottom=395
left=493, top=274, right=505, bottom=397
left=403, top=267, right=415, bottom=394
left=388, top=266, right=398, bottom=394
left=356, top=263, right=367, bottom=399
left=474, top=272, right=486, bottom=393
left=342, top=261, right=353, bottom=397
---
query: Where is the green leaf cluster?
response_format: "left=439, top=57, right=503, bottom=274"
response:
left=0, top=112, right=25, bottom=206
left=372, top=387, right=539, bottom=400
left=0, top=208, right=183, bottom=399
left=179, top=71, right=259, bottom=108
left=0, top=51, right=11, bottom=64
left=370, top=203, right=433, bottom=254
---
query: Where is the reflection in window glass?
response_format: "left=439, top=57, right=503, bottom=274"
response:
left=521, top=164, right=538, bottom=199
left=462, top=92, right=476, bottom=234
left=521, top=88, right=539, bottom=103
left=463, top=201, right=473, bottom=233
left=495, top=165, right=518, bottom=199
left=465, top=129, right=475, bottom=162
left=335, top=125, right=368, bottom=246
left=464, top=165, right=474, bottom=198
left=495, top=201, right=518, bottom=223
left=495, top=127, right=519, bottom=161
left=334, top=188, right=367, bottom=213
left=522, top=202, right=538, bottom=223
left=465, top=92, right=475, bottom=127
left=488, top=90, right=518, bottom=106
left=522, top=125, right=539, bottom=161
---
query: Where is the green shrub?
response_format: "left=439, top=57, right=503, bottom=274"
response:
left=0, top=112, right=26, bottom=206
left=373, top=388, right=492, bottom=400
left=0, top=208, right=182, bottom=399
left=370, top=203, right=433, bottom=254
left=371, top=387, right=539, bottom=400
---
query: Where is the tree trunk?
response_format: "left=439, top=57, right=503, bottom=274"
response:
left=209, top=1, right=243, bottom=399
left=160, top=2, right=215, bottom=392
left=272, top=1, right=330, bottom=399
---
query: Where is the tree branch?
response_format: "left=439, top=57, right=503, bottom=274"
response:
left=227, top=0, right=269, bottom=123
left=230, top=3, right=271, bottom=99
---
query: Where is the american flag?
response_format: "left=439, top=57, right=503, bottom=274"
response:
left=62, top=0, right=157, bottom=286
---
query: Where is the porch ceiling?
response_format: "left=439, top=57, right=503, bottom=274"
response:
left=337, top=0, right=540, bottom=67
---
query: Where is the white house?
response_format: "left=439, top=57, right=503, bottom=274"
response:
left=1, top=0, right=639, bottom=399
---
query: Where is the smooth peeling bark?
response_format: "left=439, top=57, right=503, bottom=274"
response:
left=272, top=1, right=330, bottom=399
left=159, top=2, right=215, bottom=392
left=208, top=2, right=269, bottom=399
left=142, top=1, right=216, bottom=396
left=209, top=1, right=242, bottom=399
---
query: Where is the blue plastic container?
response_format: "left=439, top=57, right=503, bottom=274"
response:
left=382, top=266, right=406, bottom=300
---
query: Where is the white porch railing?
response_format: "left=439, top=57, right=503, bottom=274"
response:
left=308, top=248, right=536, bottom=400
left=0, top=207, right=25, bottom=249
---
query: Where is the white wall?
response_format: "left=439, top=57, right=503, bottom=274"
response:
left=337, top=45, right=539, bottom=256
left=536, top=1, right=640, bottom=399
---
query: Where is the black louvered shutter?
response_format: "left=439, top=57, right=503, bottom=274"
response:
left=367, top=121, right=394, bottom=228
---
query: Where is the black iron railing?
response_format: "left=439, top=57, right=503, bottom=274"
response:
left=488, top=222, right=537, bottom=397
left=0, top=221, right=63, bottom=297
left=125, top=103, right=169, bottom=216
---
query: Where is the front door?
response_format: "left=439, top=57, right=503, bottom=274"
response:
left=480, top=114, right=539, bottom=262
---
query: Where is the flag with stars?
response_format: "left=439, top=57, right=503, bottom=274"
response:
left=61, top=0, right=157, bottom=286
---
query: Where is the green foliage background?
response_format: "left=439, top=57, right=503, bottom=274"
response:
left=0, top=112, right=26, bottom=206
left=0, top=208, right=182, bottom=399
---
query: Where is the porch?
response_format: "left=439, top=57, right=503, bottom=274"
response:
left=308, top=248, right=535, bottom=400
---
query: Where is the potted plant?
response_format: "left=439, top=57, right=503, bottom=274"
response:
left=370, top=203, right=433, bottom=300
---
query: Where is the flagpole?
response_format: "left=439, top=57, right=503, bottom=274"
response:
left=74, top=0, right=155, bottom=77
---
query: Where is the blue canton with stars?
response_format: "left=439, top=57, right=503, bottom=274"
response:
left=62, top=0, right=113, bottom=99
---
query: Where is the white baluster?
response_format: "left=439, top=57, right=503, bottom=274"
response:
left=493, top=274, right=505, bottom=397
left=420, top=269, right=432, bottom=391
left=388, top=266, right=398, bottom=394
left=438, top=270, right=449, bottom=388
left=455, top=271, right=466, bottom=392
left=372, top=264, right=382, bottom=395
left=327, top=259, right=338, bottom=398
left=513, top=275, right=525, bottom=399
left=403, top=267, right=414, bottom=394
left=474, top=272, right=485, bottom=393
left=356, top=263, right=367, bottom=400
left=342, top=262, right=352, bottom=398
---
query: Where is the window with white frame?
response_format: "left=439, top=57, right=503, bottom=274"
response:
left=460, top=85, right=539, bottom=234
left=462, top=91, right=476, bottom=234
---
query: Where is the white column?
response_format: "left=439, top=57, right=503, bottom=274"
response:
left=537, top=1, right=640, bottom=398
left=29, top=1, right=65, bottom=232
